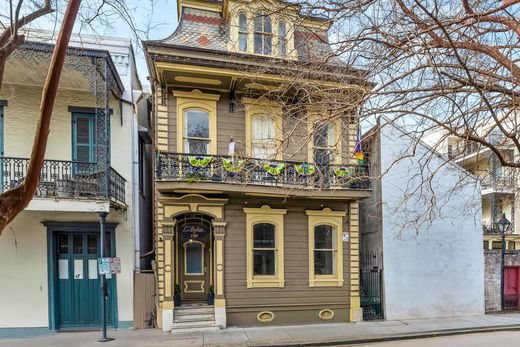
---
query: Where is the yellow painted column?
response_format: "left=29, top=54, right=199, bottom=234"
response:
left=349, top=202, right=362, bottom=322
left=156, top=206, right=175, bottom=331
left=212, top=220, right=227, bottom=328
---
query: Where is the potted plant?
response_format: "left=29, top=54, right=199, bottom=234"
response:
left=174, top=283, right=181, bottom=307
left=207, top=285, right=215, bottom=305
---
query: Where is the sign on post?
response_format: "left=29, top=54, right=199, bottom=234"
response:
left=98, top=257, right=121, bottom=275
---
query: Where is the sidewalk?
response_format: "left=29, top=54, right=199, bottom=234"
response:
left=2, top=314, right=520, bottom=347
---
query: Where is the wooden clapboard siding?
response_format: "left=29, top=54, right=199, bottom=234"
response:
left=216, top=93, right=246, bottom=154
left=224, top=197, right=351, bottom=321
left=282, top=111, right=307, bottom=162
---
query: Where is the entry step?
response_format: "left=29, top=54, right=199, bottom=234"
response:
left=171, top=303, right=220, bottom=334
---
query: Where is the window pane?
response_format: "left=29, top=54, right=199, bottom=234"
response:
left=186, top=243, right=203, bottom=274
left=315, top=250, right=334, bottom=275
left=185, top=110, right=209, bottom=138
left=239, top=13, right=247, bottom=31
left=87, top=234, right=97, bottom=254
left=254, top=33, right=262, bottom=54
left=253, top=223, right=275, bottom=248
left=76, top=117, right=90, bottom=144
left=254, top=250, right=275, bottom=275
left=59, top=234, right=69, bottom=254
left=264, top=36, right=272, bottom=55
left=185, top=139, right=210, bottom=154
left=239, top=33, right=247, bottom=52
left=254, top=15, right=262, bottom=31
left=314, top=148, right=333, bottom=165
left=264, top=15, right=272, bottom=33
left=279, top=21, right=286, bottom=37
left=73, top=235, right=83, bottom=254
left=314, top=122, right=334, bottom=148
left=315, top=225, right=335, bottom=249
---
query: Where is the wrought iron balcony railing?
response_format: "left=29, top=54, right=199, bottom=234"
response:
left=483, top=224, right=515, bottom=235
left=156, top=152, right=371, bottom=191
left=0, top=157, right=126, bottom=204
left=481, top=174, right=515, bottom=191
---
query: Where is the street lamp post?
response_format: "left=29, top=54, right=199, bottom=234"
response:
left=497, top=212, right=511, bottom=311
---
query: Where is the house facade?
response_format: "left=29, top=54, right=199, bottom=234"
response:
left=145, top=0, right=371, bottom=331
left=0, top=34, right=150, bottom=336
left=360, top=118, right=485, bottom=320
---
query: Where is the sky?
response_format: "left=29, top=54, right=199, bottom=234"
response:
left=32, top=0, right=181, bottom=90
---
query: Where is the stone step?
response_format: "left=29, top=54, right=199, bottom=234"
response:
left=172, top=319, right=216, bottom=329
left=171, top=324, right=220, bottom=334
left=175, top=306, right=214, bottom=315
left=174, top=313, right=215, bottom=322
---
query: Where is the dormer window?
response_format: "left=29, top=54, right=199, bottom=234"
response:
left=239, top=12, right=248, bottom=52
left=278, top=21, right=287, bottom=56
left=254, top=13, right=272, bottom=55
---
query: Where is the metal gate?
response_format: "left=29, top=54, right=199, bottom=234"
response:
left=360, top=250, right=384, bottom=320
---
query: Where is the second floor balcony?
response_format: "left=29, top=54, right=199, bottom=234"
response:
left=481, top=173, right=515, bottom=195
left=156, top=152, right=371, bottom=199
left=1, top=157, right=126, bottom=207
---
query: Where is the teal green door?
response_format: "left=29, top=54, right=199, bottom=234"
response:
left=56, top=232, right=114, bottom=329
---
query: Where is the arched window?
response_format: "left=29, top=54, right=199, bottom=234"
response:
left=254, top=12, right=272, bottom=55
left=251, top=114, right=277, bottom=159
left=184, top=109, right=210, bottom=154
left=278, top=20, right=287, bottom=56
left=238, top=12, right=248, bottom=52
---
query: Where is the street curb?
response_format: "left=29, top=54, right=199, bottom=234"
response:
left=254, top=324, right=520, bottom=347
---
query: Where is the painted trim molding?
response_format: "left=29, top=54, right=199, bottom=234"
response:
left=244, top=205, right=286, bottom=288
left=173, top=89, right=220, bottom=155
left=306, top=208, right=346, bottom=287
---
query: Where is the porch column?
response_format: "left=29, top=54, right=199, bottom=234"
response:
left=212, top=220, right=227, bottom=328
left=159, top=220, right=176, bottom=331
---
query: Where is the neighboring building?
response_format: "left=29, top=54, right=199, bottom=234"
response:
left=424, top=121, right=520, bottom=312
left=425, top=126, right=518, bottom=250
left=0, top=33, right=151, bottom=336
left=144, top=0, right=372, bottom=331
left=359, top=118, right=485, bottom=320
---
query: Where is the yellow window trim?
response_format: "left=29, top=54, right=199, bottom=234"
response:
left=177, top=0, right=222, bottom=18
left=174, top=89, right=220, bottom=155
left=306, top=208, right=346, bottom=287
left=306, top=111, right=342, bottom=164
left=244, top=205, right=287, bottom=288
left=243, top=98, right=283, bottom=160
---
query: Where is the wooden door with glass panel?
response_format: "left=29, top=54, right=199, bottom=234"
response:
left=179, top=224, right=210, bottom=302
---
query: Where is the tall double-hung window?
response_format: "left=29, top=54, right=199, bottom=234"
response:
left=306, top=208, right=346, bottom=287
left=184, top=109, right=210, bottom=154
left=245, top=206, right=286, bottom=288
left=278, top=20, right=287, bottom=56
left=251, top=115, right=277, bottom=159
left=254, top=12, right=272, bottom=55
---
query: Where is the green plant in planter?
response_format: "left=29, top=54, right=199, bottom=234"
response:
left=207, top=285, right=215, bottom=305
left=174, top=283, right=181, bottom=307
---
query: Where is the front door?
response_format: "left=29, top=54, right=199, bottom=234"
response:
left=55, top=231, right=114, bottom=329
left=179, top=223, right=211, bottom=302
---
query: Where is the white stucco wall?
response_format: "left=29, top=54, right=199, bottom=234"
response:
left=379, top=122, right=485, bottom=320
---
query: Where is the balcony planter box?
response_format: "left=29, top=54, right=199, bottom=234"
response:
left=56, top=179, right=75, bottom=198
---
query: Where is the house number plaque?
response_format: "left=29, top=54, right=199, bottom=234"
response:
left=181, top=223, right=209, bottom=239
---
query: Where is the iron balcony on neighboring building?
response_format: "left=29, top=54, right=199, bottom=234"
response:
left=1, top=157, right=126, bottom=206
left=481, top=174, right=515, bottom=195
left=156, top=152, right=371, bottom=198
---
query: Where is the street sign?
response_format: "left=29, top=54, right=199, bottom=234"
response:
left=98, top=257, right=121, bottom=275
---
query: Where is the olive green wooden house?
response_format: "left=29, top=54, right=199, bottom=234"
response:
left=144, top=0, right=372, bottom=332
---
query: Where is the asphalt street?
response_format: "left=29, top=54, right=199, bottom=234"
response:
left=349, top=331, right=520, bottom=347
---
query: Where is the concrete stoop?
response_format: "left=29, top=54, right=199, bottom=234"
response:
left=171, top=303, right=220, bottom=334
